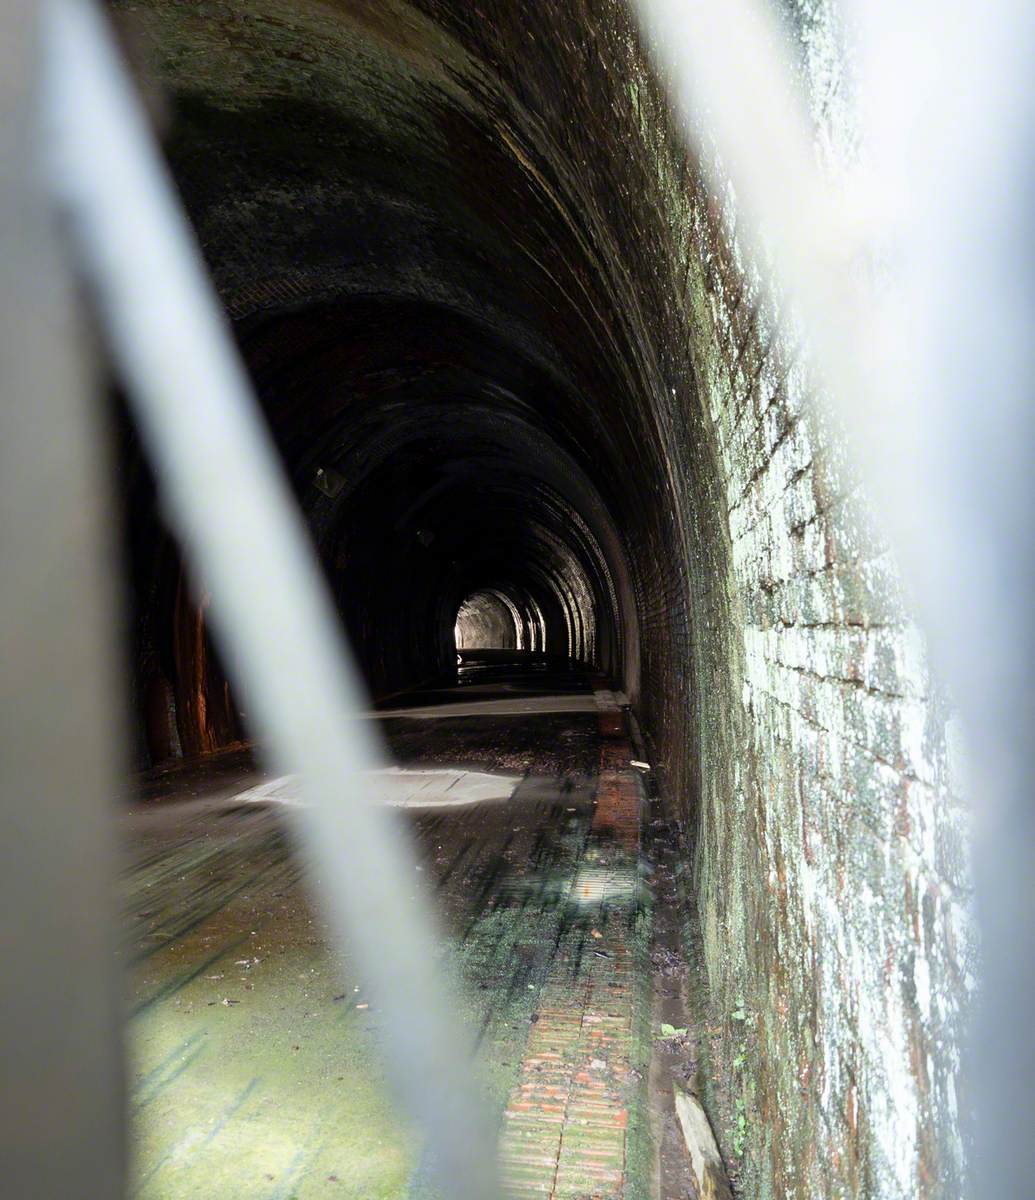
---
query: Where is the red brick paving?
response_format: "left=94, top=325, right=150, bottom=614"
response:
left=499, top=705, right=644, bottom=1199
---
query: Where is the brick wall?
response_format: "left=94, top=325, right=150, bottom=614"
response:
left=689, top=269, right=973, bottom=1195
left=664, top=5, right=975, bottom=1193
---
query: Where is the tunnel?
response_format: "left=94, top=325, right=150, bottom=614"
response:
left=107, top=2, right=972, bottom=1198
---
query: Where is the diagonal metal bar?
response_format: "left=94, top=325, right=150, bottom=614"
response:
left=41, top=2, right=500, bottom=1196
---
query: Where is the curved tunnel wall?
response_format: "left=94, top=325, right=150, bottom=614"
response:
left=113, top=1, right=972, bottom=1196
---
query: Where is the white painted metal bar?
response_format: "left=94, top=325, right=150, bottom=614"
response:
left=41, top=2, right=499, bottom=1196
left=0, top=2, right=125, bottom=1194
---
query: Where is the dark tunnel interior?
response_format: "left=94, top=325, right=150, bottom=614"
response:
left=101, top=3, right=971, bottom=1197
left=123, top=291, right=641, bottom=759
left=115, top=0, right=687, bottom=774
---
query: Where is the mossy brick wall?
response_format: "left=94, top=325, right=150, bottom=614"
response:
left=680, top=4, right=974, bottom=1195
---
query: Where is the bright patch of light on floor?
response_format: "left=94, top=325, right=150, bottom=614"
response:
left=568, top=865, right=639, bottom=905
left=232, top=767, right=521, bottom=809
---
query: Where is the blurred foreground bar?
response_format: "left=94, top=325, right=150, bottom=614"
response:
left=0, top=2, right=125, bottom=1194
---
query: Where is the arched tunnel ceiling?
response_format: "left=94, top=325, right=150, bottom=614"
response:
left=116, top=0, right=724, bottom=795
